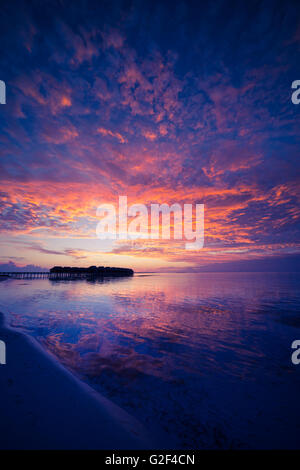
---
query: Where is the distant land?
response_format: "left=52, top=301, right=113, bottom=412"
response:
left=50, top=266, right=134, bottom=278
left=157, top=254, right=300, bottom=273
left=0, top=262, right=49, bottom=272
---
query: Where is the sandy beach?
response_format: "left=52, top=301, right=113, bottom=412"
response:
left=0, top=311, right=154, bottom=449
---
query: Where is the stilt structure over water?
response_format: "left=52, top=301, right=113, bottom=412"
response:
left=49, top=266, right=134, bottom=279
left=0, top=266, right=134, bottom=280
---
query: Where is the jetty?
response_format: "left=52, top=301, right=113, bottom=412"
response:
left=0, top=272, right=49, bottom=279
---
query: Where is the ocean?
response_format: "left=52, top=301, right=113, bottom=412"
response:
left=0, top=272, right=299, bottom=448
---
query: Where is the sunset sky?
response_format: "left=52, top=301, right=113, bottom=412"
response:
left=0, top=0, right=300, bottom=272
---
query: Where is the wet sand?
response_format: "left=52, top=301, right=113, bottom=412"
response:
left=0, top=311, right=154, bottom=449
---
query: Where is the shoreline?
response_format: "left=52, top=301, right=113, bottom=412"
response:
left=0, top=310, right=154, bottom=450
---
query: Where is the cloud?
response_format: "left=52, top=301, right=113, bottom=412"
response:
left=96, top=127, right=127, bottom=143
left=0, top=261, right=48, bottom=272
left=0, top=1, right=299, bottom=269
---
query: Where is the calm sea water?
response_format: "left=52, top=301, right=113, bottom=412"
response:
left=0, top=272, right=300, bottom=448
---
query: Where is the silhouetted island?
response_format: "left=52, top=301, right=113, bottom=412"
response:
left=50, top=266, right=134, bottom=279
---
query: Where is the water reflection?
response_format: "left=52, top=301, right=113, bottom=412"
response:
left=0, top=272, right=300, bottom=448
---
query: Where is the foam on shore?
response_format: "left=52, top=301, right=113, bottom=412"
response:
left=0, top=311, right=154, bottom=449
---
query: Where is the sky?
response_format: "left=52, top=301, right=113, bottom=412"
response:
left=0, top=0, right=300, bottom=272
